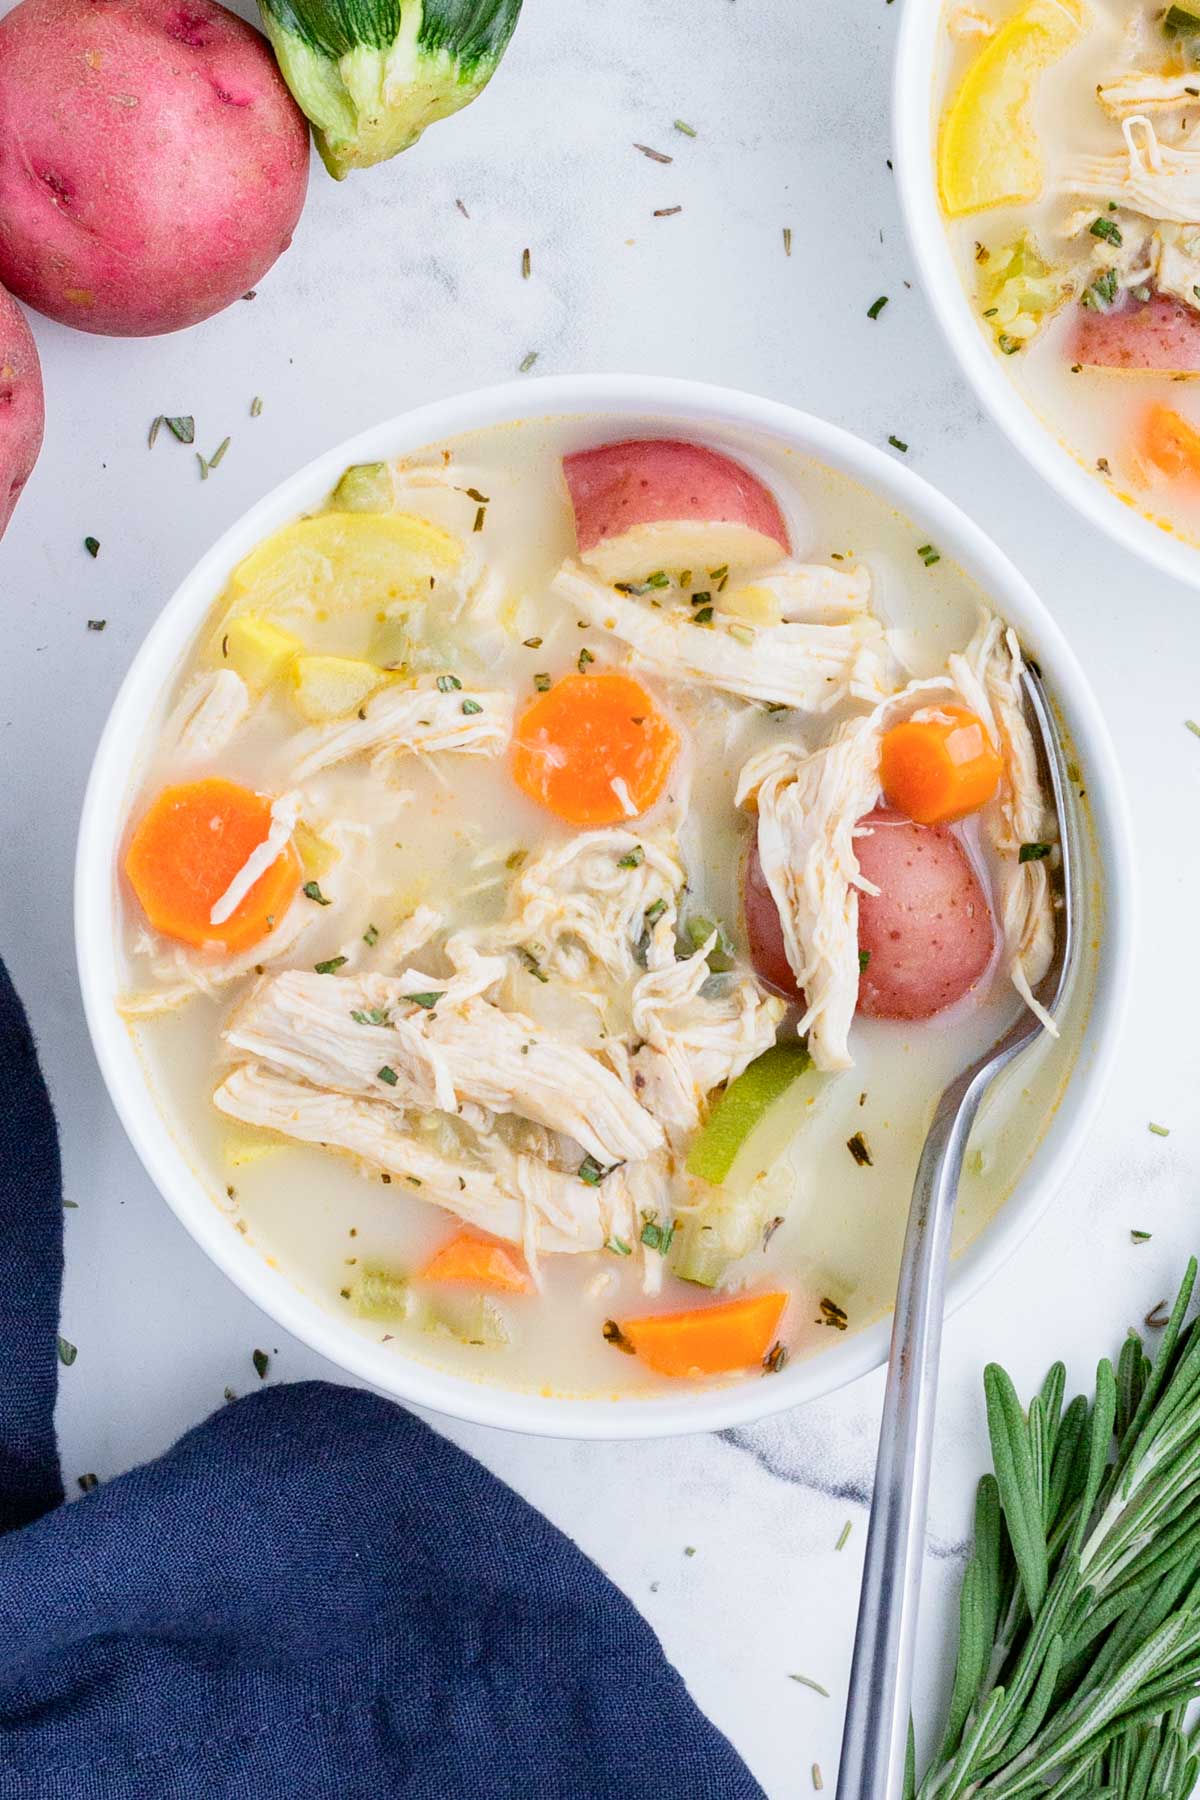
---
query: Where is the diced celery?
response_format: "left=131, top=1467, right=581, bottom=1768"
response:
left=331, top=462, right=395, bottom=513
left=350, top=1265, right=419, bottom=1321
left=293, top=821, right=337, bottom=880
left=978, top=233, right=1066, bottom=352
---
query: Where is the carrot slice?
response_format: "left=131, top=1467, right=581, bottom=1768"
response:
left=421, top=1232, right=532, bottom=1294
left=1140, top=402, right=1200, bottom=483
left=880, top=705, right=1003, bottom=826
left=124, top=777, right=301, bottom=953
left=512, top=671, right=679, bottom=825
left=618, top=1291, right=788, bottom=1378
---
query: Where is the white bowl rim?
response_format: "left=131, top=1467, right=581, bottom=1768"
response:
left=75, top=371, right=1136, bottom=1440
left=893, top=0, right=1200, bottom=590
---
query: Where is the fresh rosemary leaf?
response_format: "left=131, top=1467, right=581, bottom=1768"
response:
left=984, top=1362, right=1049, bottom=1615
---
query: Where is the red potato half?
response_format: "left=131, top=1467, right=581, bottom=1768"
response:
left=563, top=438, right=791, bottom=583
left=1070, top=292, right=1200, bottom=374
left=0, top=0, right=310, bottom=337
left=855, top=809, right=995, bottom=1021
left=0, top=282, right=43, bottom=540
left=742, top=811, right=995, bottom=1022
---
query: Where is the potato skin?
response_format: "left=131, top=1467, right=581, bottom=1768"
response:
left=855, top=808, right=995, bottom=1020
left=0, top=281, right=44, bottom=541
left=0, top=0, right=310, bottom=337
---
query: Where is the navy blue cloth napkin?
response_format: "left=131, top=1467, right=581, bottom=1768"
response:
left=0, top=958, right=763, bottom=1799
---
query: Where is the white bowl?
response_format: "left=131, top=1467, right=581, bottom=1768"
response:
left=76, top=374, right=1134, bottom=1439
left=894, top=2, right=1200, bottom=587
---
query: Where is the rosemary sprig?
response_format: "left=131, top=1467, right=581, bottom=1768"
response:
left=916, top=1259, right=1200, bottom=1799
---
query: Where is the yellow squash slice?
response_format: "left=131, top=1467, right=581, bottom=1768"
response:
left=938, top=0, right=1089, bottom=217
left=226, top=512, right=463, bottom=621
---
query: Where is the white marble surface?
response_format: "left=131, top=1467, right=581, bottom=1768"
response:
left=2, top=0, right=1199, bottom=1792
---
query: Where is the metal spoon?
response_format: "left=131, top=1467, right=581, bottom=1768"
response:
left=836, top=664, right=1081, bottom=1800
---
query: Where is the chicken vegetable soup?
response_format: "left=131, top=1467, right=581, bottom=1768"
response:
left=116, top=420, right=1093, bottom=1396
left=937, top=0, right=1200, bottom=543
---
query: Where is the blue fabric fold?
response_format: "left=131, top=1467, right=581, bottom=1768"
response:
left=0, top=958, right=763, bottom=1799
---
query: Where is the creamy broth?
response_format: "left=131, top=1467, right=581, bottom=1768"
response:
left=116, top=417, right=1096, bottom=1398
left=937, top=0, right=1200, bottom=546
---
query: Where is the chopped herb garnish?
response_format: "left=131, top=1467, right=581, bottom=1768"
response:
left=674, top=118, right=697, bottom=136
left=1165, top=3, right=1200, bottom=36
left=1089, top=216, right=1123, bottom=245
left=887, top=435, right=908, bottom=453
left=788, top=1674, right=831, bottom=1697
left=615, top=570, right=670, bottom=595
left=1145, top=1298, right=1171, bottom=1329
left=521, top=246, right=531, bottom=279
left=403, top=991, right=445, bottom=1010
left=692, top=605, right=714, bottom=624
left=982, top=307, right=999, bottom=318
left=57, top=1335, right=77, bottom=1367
left=783, top=226, right=793, bottom=257
left=847, top=1131, right=873, bottom=1167
left=644, top=898, right=668, bottom=928
left=618, top=845, right=645, bottom=868
left=867, top=295, right=889, bottom=320
left=1186, top=719, right=1200, bottom=738
left=377, top=1065, right=399, bottom=1086
left=314, top=956, right=348, bottom=975
left=473, top=505, right=486, bottom=532
left=78, top=1472, right=99, bottom=1492
left=302, top=880, right=332, bottom=906
left=1149, top=1121, right=1171, bottom=1138
left=84, top=535, right=100, bottom=558
left=654, top=205, right=682, bottom=217
left=86, top=618, right=106, bottom=632
left=690, top=589, right=712, bottom=607
left=818, top=1297, right=849, bottom=1331
left=1019, top=841, right=1051, bottom=863
left=708, top=563, right=729, bottom=590
left=1082, top=269, right=1119, bottom=309
left=165, top=415, right=195, bottom=444
left=252, top=1348, right=270, bottom=1380
left=602, top=1318, right=636, bottom=1353
left=605, top=1236, right=633, bottom=1256
left=640, top=1214, right=675, bottom=1254
left=362, top=923, right=379, bottom=947
left=436, top=672, right=462, bottom=692
left=579, top=1154, right=607, bottom=1186
left=578, top=646, right=594, bottom=671
left=519, top=946, right=549, bottom=982
left=351, top=1007, right=390, bottom=1027
left=763, top=1340, right=788, bottom=1374
left=461, top=698, right=484, bottom=715
left=917, top=543, right=941, bottom=566
left=997, top=334, right=1021, bottom=355
left=858, top=949, right=871, bottom=972
left=835, top=1520, right=853, bottom=1551
left=250, top=395, right=263, bottom=417
left=763, top=1215, right=785, bottom=1250
left=533, top=671, right=552, bottom=692
left=518, top=350, right=539, bottom=373
left=634, top=141, right=673, bottom=163
left=1131, top=1229, right=1153, bottom=1244
left=522, top=636, right=543, bottom=649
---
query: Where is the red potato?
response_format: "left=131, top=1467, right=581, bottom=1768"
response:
left=1070, top=292, right=1200, bottom=373
left=563, top=438, right=791, bottom=584
left=0, top=281, right=43, bottom=540
left=855, top=809, right=994, bottom=1021
left=0, top=0, right=310, bottom=337
left=742, top=811, right=995, bottom=1021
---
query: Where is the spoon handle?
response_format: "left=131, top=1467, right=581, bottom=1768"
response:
left=836, top=1077, right=984, bottom=1800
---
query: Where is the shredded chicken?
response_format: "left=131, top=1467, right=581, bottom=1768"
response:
left=738, top=612, right=1056, bottom=1069
left=629, top=939, right=785, bottom=1148
left=287, top=677, right=512, bottom=782
left=448, top=826, right=686, bottom=993
left=210, top=792, right=301, bottom=926
left=1062, top=115, right=1200, bottom=227
left=213, top=1064, right=620, bottom=1254
left=725, top=563, right=875, bottom=623
left=1097, top=72, right=1200, bottom=116
left=382, top=905, right=443, bottom=967
left=550, top=561, right=892, bottom=712
left=223, top=966, right=665, bottom=1167
left=168, top=670, right=250, bottom=762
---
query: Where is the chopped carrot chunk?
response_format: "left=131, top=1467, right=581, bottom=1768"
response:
left=880, top=705, right=1002, bottom=826
left=618, top=1291, right=788, bottom=1378
left=124, top=777, right=300, bottom=953
left=421, top=1232, right=532, bottom=1294
left=1140, top=402, right=1200, bottom=483
left=511, top=671, right=679, bottom=825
